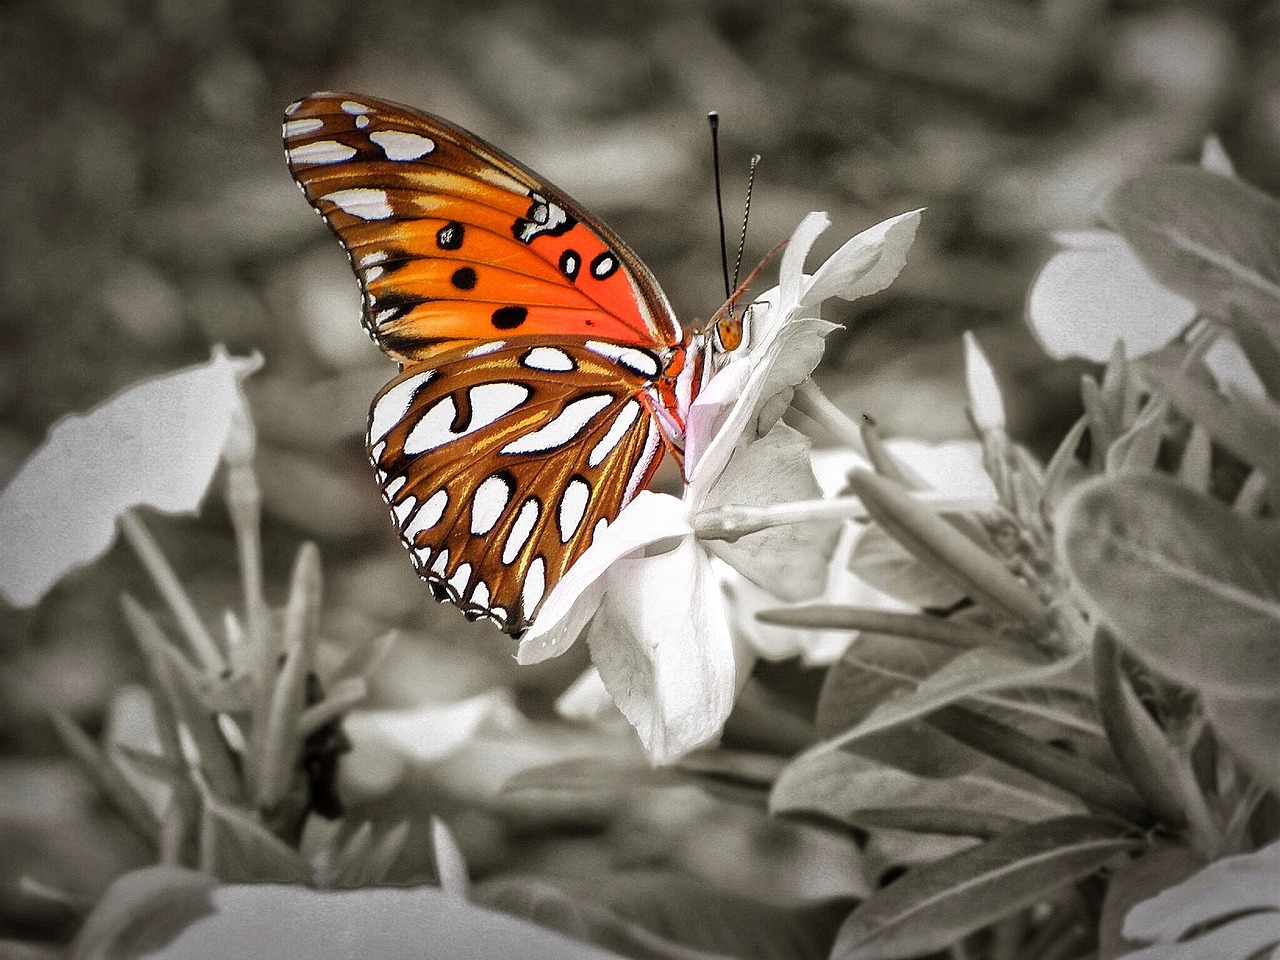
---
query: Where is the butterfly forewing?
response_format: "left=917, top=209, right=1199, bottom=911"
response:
left=369, top=339, right=666, bottom=634
left=284, top=93, right=681, bottom=363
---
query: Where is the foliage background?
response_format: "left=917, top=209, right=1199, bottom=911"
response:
left=3, top=0, right=1278, bottom=945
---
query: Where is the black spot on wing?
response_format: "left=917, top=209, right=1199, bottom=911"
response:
left=492, top=306, right=528, bottom=329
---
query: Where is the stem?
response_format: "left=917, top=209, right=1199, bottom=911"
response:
left=792, top=379, right=868, bottom=456
left=756, top=605, right=1009, bottom=650
left=118, top=509, right=224, bottom=673
left=848, top=470, right=1049, bottom=628
left=225, top=437, right=270, bottom=676
left=694, top=492, right=993, bottom=542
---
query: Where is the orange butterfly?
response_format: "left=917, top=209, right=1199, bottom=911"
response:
left=284, top=93, right=742, bottom=636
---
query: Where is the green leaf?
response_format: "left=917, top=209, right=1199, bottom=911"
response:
left=831, top=816, right=1137, bottom=960
left=68, top=866, right=217, bottom=960
left=826, top=646, right=1084, bottom=749
left=1143, top=350, right=1280, bottom=487
left=770, top=748, right=1075, bottom=831
left=928, top=705, right=1149, bottom=826
left=1057, top=473, right=1280, bottom=697
left=431, top=816, right=471, bottom=900
left=1106, top=165, right=1280, bottom=327
left=82, top=872, right=632, bottom=960
left=1097, top=845, right=1204, bottom=959
left=815, top=633, right=977, bottom=778
left=1092, top=629, right=1192, bottom=830
left=478, top=870, right=849, bottom=960
left=1201, top=694, right=1280, bottom=796
left=198, top=796, right=306, bottom=883
left=49, top=711, right=161, bottom=847
left=1105, top=399, right=1167, bottom=475
left=1120, top=839, right=1280, bottom=960
left=250, top=543, right=320, bottom=810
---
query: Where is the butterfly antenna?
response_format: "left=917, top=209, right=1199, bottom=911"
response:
left=732, top=154, right=761, bottom=295
left=708, top=111, right=733, bottom=308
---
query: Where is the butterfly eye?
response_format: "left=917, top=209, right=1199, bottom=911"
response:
left=714, top=301, right=757, bottom=355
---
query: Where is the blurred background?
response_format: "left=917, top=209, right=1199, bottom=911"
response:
left=3, top=0, right=1278, bottom=945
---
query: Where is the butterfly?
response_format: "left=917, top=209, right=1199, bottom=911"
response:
left=283, top=92, right=745, bottom=637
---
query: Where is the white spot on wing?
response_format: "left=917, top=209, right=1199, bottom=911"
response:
left=384, top=476, right=406, bottom=498
left=322, top=187, right=393, bottom=220
left=355, top=115, right=370, bottom=129
left=449, top=563, right=472, bottom=595
left=370, top=370, right=434, bottom=444
left=370, top=441, right=386, bottom=462
left=585, top=341, right=659, bottom=377
left=503, top=499, right=539, bottom=564
left=470, top=474, right=512, bottom=535
left=288, top=140, right=356, bottom=165
left=404, top=383, right=529, bottom=455
left=465, top=340, right=506, bottom=358
left=370, top=130, right=436, bottom=160
left=404, top=489, right=448, bottom=540
left=391, top=495, right=417, bottom=525
left=403, top=395, right=457, bottom=455
left=500, top=394, right=612, bottom=454
left=589, top=399, right=641, bottom=467
left=285, top=100, right=303, bottom=116
left=430, top=549, right=449, bottom=576
left=522, top=347, right=575, bottom=372
left=468, top=382, right=531, bottom=430
left=558, top=478, right=590, bottom=543
left=470, top=581, right=490, bottom=607
left=359, top=250, right=388, bottom=267
left=593, top=519, right=608, bottom=543
left=522, top=556, right=546, bottom=617
left=284, top=117, right=323, bottom=137
left=364, top=265, right=384, bottom=282
left=341, top=99, right=372, bottom=115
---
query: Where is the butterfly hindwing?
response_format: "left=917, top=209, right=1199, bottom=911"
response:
left=369, top=339, right=667, bottom=634
left=284, top=93, right=682, bottom=364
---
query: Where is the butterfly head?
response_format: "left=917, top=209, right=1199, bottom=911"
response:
left=710, top=301, right=757, bottom=358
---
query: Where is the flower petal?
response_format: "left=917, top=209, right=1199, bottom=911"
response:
left=1027, top=230, right=1196, bottom=362
left=517, top=491, right=691, bottom=665
left=701, top=422, right=838, bottom=601
left=800, top=208, right=923, bottom=308
left=0, top=349, right=258, bottom=607
left=778, top=212, right=831, bottom=316
left=586, top=538, right=735, bottom=763
left=690, top=316, right=838, bottom=491
left=963, top=331, right=1007, bottom=432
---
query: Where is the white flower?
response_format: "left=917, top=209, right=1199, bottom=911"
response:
left=519, top=210, right=922, bottom=763
left=1027, top=139, right=1261, bottom=395
left=0, top=348, right=258, bottom=607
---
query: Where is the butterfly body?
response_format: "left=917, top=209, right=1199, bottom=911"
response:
left=284, top=92, right=727, bottom=635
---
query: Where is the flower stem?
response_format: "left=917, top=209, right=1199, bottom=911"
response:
left=756, top=605, right=1011, bottom=650
left=222, top=400, right=270, bottom=671
left=695, top=492, right=991, bottom=542
left=792, top=379, right=868, bottom=456
left=118, top=508, right=225, bottom=673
